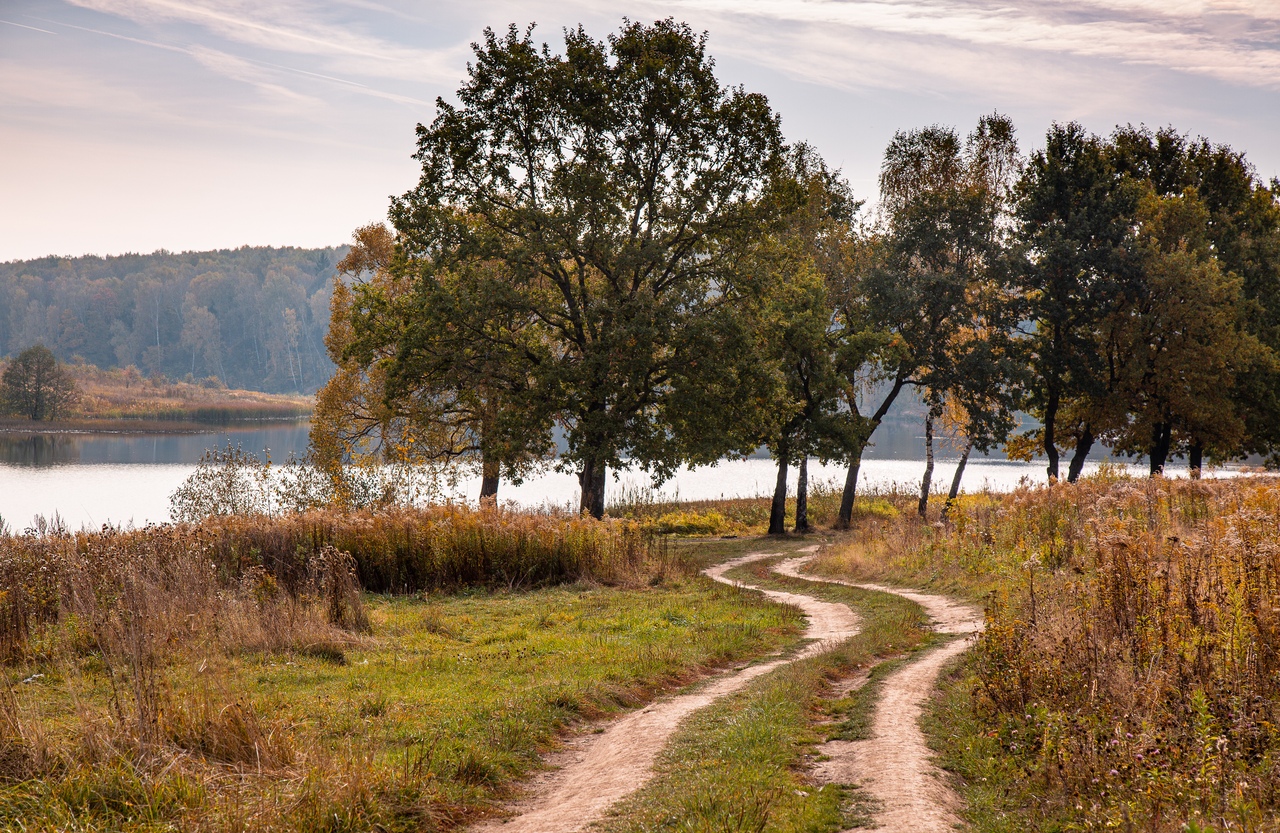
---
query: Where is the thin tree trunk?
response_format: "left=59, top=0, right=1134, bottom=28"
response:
left=837, top=374, right=909, bottom=529
left=479, top=454, right=500, bottom=505
left=836, top=451, right=863, bottom=530
left=769, top=443, right=790, bottom=536
left=918, top=412, right=935, bottom=518
left=1066, top=427, right=1094, bottom=483
left=1189, top=442, right=1204, bottom=479
left=1043, top=387, right=1060, bottom=481
left=794, top=455, right=810, bottom=533
left=579, top=459, right=606, bottom=519
left=943, top=438, right=974, bottom=520
left=1149, top=423, right=1172, bottom=476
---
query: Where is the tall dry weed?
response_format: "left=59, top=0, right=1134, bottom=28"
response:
left=954, top=477, right=1280, bottom=830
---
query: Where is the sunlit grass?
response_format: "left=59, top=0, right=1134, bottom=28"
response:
left=598, top=550, right=934, bottom=833
left=0, top=572, right=801, bottom=830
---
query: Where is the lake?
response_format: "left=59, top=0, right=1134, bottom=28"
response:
left=0, top=420, right=1223, bottom=530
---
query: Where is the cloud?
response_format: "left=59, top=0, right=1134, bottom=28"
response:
left=64, top=0, right=467, bottom=83
left=185, top=45, right=325, bottom=109
left=648, top=0, right=1280, bottom=91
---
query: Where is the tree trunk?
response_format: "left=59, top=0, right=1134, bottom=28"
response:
left=1189, top=442, right=1204, bottom=479
left=1149, top=423, right=1172, bottom=476
left=838, top=373, right=909, bottom=530
left=578, top=459, right=607, bottom=519
left=1066, top=428, right=1094, bottom=483
left=1043, top=387, right=1061, bottom=481
left=794, top=455, right=810, bottom=533
left=479, top=454, right=500, bottom=505
left=918, top=413, right=935, bottom=518
left=943, top=438, right=974, bottom=520
left=836, top=444, right=865, bottom=530
left=769, top=443, right=790, bottom=536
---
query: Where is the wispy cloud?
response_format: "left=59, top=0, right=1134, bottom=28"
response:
left=26, top=8, right=438, bottom=110
left=652, top=0, right=1280, bottom=91
left=65, top=0, right=467, bottom=83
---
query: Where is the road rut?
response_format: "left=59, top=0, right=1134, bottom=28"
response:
left=472, top=550, right=980, bottom=833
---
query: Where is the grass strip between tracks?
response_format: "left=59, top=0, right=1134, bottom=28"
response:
left=595, top=549, right=939, bottom=833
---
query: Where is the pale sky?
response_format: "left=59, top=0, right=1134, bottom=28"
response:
left=2, top=0, right=1278, bottom=262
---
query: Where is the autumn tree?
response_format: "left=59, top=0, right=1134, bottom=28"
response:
left=310, top=224, right=406, bottom=503
left=833, top=114, right=1022, bottom=526
left=1013, top=123, right=1143, bottom=481
left=1, top=344, right=77, bottom=420
left=388, top=20, right=785, bottom=517
left=1099, top=190, right=1270, bottom=473
left=356, top=233, right=556, bottom=502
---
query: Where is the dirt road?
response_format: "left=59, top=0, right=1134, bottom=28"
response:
left=472, top=550, right=980, bottom=833
left=776, top=556, right=983, bottom=833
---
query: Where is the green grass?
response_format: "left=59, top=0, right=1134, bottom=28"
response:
left=596, top=545, right=937, bottom=833
left=921, top=654, right=1042, bottom=833
left=0, top=575, right=802, bottom=831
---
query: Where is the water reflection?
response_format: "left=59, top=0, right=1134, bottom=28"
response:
left=0, top=422, right=312, bottom=467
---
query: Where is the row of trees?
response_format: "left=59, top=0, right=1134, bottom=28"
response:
left=314, top=20, right=1280, bottom=527
left=0, top=246, right=342, bottom=393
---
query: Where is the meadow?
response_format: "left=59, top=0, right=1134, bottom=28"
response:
left=43, top=363, right=310, bottom=425
left=6, top=472, right=1280, bottom=832
left=0, top=508, right=800, bottom=831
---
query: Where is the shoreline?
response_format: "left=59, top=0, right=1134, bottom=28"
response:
left=0, top=415, right=311, bottom=435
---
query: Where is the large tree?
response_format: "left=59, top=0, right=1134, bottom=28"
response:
left=1, top=344, right=77, bottom=420
left=1108, top=126, right=1280, bottom=467
left=1100, top=189, right=1268, bottom=473
left=388, top=20, right=785, bottom=517
left=1013, top=122, right=1141, bottom=481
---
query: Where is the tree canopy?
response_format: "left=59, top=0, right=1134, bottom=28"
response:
left=321, top=18, right=1280, bottom=520
left=1, top=344, right=77, bottom=420
left=374, top=19, right=788, bottom=516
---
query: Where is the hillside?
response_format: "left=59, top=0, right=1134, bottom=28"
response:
left=0, top=245, right=347, bottom=394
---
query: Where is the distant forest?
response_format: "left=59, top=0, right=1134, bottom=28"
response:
left=0, top=246, right=347, bottom=393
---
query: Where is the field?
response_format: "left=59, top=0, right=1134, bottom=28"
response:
left=6, top=475, right=1280, bottom=832
left=0, top=508, right=801, bottom=831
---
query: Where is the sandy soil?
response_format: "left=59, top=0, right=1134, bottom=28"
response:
left=472, top=550, right=981, bottom=833
left=470, top=552, right=861, bottom=833
left=775, top=556, right=983, bottom=833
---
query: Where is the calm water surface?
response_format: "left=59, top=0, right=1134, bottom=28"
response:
left=0, top=420, right=1215, bottom=530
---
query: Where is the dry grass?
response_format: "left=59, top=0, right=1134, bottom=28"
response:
left=0, top=506, right=790, bottom=832
left=609, top=478, right=903, bottom=536
left=63, top=363, right=311, bottom=423
left=813, top=473, right=1280, bottom=832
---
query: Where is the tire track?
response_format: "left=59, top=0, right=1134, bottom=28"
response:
left=470, top=552, right=860, bottom=833
left=774, top=555, right=983, bottom=833
left=472, top=549, right=980, bottom=833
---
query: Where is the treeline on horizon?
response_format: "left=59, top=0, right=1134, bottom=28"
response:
left=0, top=245, right=346, bottom=394
left=316, top=19, right=1280, bottom=529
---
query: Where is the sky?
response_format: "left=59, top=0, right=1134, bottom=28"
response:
left=2, top=0, right=1278, bottom=262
